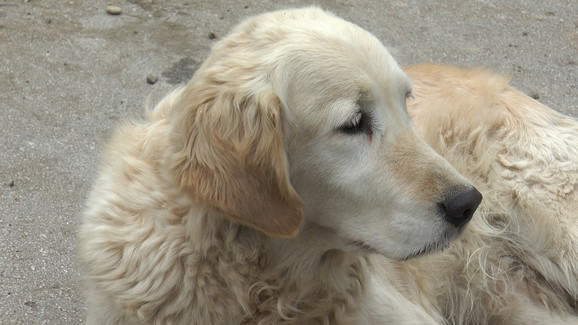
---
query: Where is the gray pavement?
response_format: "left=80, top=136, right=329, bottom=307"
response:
left=0, top=0, right=576, bottom=324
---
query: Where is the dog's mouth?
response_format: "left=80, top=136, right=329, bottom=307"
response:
left=345, top=225, right=463, bottom=260
left=346, top=238, right=380, bottom=255
left=398, top=239, right=452, bottom=261
left=346, top=237, right=447, bottom=259
left=398, top=225, right=465, bottom=260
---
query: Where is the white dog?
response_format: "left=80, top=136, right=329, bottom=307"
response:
left=78, top=7, right=578, bottom=324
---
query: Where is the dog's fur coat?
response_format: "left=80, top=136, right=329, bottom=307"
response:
left=78, top=7, right=578, bottom=325
left=403, top=64, right=578, bottom=324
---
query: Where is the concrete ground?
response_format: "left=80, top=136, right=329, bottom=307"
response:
left=0, top=0, right=575, bottom=323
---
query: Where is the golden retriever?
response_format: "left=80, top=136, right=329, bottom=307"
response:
left=401, top=64, right=578, bottom=324
left=78, top=7, right=578, bottom=324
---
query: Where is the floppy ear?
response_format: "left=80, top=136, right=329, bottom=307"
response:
left=169, top=82, right=303, bottom=238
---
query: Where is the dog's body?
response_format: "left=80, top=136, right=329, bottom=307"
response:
left=402, top=64, right=578, bottom=324
left=78, top=8, right=578, bottom=324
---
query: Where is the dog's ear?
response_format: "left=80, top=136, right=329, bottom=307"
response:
left=169, top=82, right=303, bottom=238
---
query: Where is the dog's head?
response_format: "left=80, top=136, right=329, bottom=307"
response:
left=168, top=8, right=481, bottom=260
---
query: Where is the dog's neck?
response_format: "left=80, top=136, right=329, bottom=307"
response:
left=186, top=210, right=369, bottom=323
left=264, top=223, right=364, bottom=280
left=262, top=225, right=369, bottom=319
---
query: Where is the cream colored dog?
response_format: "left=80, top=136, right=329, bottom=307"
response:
left=402, top=64, right=578, bottom=324
left=78, top=7, right=578, bottom=325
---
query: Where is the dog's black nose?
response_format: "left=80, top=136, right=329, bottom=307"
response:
left=439, top=187, right=482, bottom=228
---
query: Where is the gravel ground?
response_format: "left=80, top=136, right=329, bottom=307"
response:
left=0, top=0, right=576, bottom=323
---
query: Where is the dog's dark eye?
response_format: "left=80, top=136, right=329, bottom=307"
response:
left=339, top=111, right=372, bottom=136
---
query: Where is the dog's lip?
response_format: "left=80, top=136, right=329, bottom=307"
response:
left=344, top=237, right=380, bottom=255
left=343, top=221, right=463, bottom=260
left=345, top=236, right=450, bottom=260
left=398, top=239, right=452, bottom=261
left=399, top=225, right=463, bottom=261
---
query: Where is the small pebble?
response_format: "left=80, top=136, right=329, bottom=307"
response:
left=208, top=32, right=217, bottom=40
left=25, top=301, right=37, bottom=308
left=8, top=180, right=14, bottom=187
left=146, top=74, right=158, bottom=85
left=106, top=5, right=122, bottom=15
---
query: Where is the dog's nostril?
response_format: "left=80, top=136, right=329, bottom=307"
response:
left=439, top=187, right=482, bottom=227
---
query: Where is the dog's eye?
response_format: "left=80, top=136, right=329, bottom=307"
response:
left=338, top=111, right=371, bottom=136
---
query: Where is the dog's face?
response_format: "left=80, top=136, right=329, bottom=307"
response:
left=169, top=8, right=481, bottom=260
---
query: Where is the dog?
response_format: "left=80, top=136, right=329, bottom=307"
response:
left=400, top=64, right=578, bottom=324
left=77, top=7, right=577, bottom=324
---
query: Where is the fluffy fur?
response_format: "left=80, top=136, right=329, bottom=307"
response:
left=402, top=64, right=578, bottom=324
left=78, top=7, right=578, bottom=325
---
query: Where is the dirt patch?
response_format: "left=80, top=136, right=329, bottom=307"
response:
left=161, top=57, right=199, bottom=85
